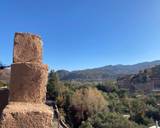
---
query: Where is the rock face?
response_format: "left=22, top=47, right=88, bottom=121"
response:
left=13, top=32, right=42, bottom=63
left=0, top=33, right=53, bottom=128
left=117, top=65, right=160, bottom=93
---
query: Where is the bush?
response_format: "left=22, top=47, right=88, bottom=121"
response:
left=96, top=80, right=117, bottom=93
left=0, top=81, right=7, bottom=88
left=80, top=112, right=145, bottom=128
left=69, top=87, right=108, bottom=127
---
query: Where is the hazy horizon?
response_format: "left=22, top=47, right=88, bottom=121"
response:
left=0, top=0, right=160, bottom=71
left=2, top=59, right=160, bottom=72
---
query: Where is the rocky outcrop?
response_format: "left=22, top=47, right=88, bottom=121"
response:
left=117, top=65, right=160, bottom=93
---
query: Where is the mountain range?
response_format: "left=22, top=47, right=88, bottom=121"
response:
left=1, top=60, right=160, bottom=83
left=57, top=60, right=160, bottom=81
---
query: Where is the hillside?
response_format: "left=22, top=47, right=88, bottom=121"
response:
left=1, top=60, right=160, bottom=83
left=0, top=68, right=10, bottom=84
left=57, top=60, right=160, bottom=81
left=117, top=64, right=160, bottom=92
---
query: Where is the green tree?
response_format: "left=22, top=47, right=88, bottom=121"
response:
left=47, top=70, right=59, bottom=100
left=96, top=80, right=117, bottom=93
left=129, top=98, right=154, bottom=126
left=80, top=121, right=93, bottom=128
left=80, top=112, right=145, bottom=128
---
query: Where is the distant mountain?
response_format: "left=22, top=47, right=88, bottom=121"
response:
left=1, top=60, right=160, bottom=83
left=57, top=60, right=160, bottom=81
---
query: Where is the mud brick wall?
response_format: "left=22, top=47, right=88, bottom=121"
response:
left=0, top=33, right=53, bottom=128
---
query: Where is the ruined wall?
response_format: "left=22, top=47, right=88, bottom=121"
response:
left=0, top=33, right=53, bottom=128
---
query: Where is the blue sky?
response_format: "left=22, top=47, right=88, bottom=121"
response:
left=0, top=0, right=160, bottom=71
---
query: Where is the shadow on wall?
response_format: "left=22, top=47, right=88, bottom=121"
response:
left=0, top=88, right=9, bottom=116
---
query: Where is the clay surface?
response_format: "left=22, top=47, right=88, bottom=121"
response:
left=0, top=102, right=53, bottom=128
left=9, top=63, right=48, bottom=103
left=13, top=32, right=42, bottom=63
